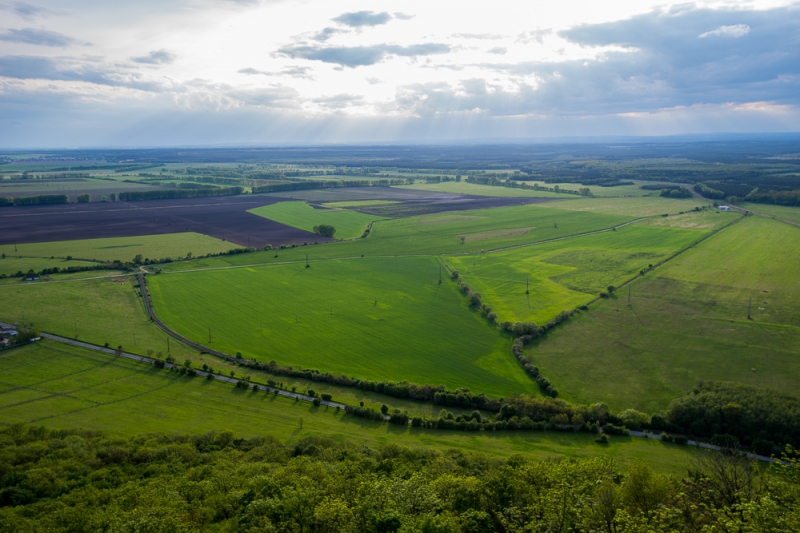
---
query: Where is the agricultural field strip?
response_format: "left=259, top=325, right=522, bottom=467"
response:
left=1, top=328, right=348, bottom=411
left=735, top=204, right=800, bottom=229
left=0, top=272, right=135, bottom=290
left=2, top=336, right=778, bottom=463
left=159, top=216, right=654, bottom=276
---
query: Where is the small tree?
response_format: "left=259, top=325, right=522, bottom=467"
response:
left=312, top=224, right=336, bottom=238
left=380, top=404, right=389, bottom=415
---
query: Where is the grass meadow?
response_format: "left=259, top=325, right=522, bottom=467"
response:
left=249, top=201, right=382, bottom=240
left=0, top=275, right=497, bottom=419
left=740, top=202, right=800, bottom=225
left=446, top=220, right=717, bottom=324
left=527, top=216, right=800, bottom=413
left=0, top=256, right=98, bottom=277
left=148, top=256, right=535, bottom=397
left=162, top=203, right=634, bottom=273
left=537, top=196, right=709, bottom=217
left=0, top=340, right=700, bottom=474
left=1, top=232, right=234, bottom=264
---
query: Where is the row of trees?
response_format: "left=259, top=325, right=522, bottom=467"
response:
left=0, top=194, right=69, bottom=207
left=117, top=186, right=243, bottom=201
left=252, top=179, right=408, bottom=194
left=3, top=425, right=797, bottom=531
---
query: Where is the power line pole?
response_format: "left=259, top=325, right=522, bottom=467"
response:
left=208, top=327, right=212, bottom=343
left=439, top=265, right=442, bottom=284
left=526, top=275, right=529, bottom=295
left=747, top=297, right=752, bottom=319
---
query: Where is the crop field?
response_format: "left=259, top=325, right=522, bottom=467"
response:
left=740, top=202, right=800, bottom=225
left=161, top=203, right=634, bottom=275
left=0, top=256, right=97, bottom=277
left=446, top=220, right=718, bottom=324
left=0, top=276, right=491, bottom=419
left=527, top=216, right=800, bottom=412
left=148, top=256, right=537, bottom=397
left=0, top=194, right=324, bottom=248
left=322, top=199, right=400, bottom=208
left=400, top=181, right=571, bottom=198
left=0, top=177, right=154, bottom=201
left=537, top=196, right=708, bottom=217
left=1, top=232, right=235, bottom=265
left=0, top=341, right=699, bottom=473
left=249, top=201, right=382, bottom=240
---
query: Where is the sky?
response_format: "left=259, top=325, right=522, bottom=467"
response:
left=0, top=0, right=798, bottom=148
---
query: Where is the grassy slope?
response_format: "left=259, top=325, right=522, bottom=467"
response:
left=528, top=216, right=800, bottom=413
left=446, top=218, right=722, bottom=324
left=0, top=340, right=699, bottom=474
left=1, top=232, right=235, bottom=263
left=148, top=256, right=535, bottom=397
left=249, top=201, right=382, bottom=240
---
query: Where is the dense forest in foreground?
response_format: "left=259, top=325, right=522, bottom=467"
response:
left=0, top=426, right=798, bottom=532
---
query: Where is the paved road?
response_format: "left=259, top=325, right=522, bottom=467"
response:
left=625, top=429, right=780, bottom=464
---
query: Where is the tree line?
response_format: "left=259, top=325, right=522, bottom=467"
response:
left=117, top=186, right=243, bottom=201
left=1, top=425, right=798, bottom=531
left=0, top=194, right=69, bottom=207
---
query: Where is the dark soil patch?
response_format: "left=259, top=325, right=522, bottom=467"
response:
left=0, top=195, right=330, bottom=248
left=270, top=187, right=563, bottom=217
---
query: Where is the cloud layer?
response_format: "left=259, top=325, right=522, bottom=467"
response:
left=0, top=0, right=798, bottom=148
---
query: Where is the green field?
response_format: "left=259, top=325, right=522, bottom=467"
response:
left=400, top=180, right=665, bottom=198
left=0, top=275, right=496, bottom=419
left=148, top=256, right=535, bottom=397
left=162, top=204, right=634, bottom=275
left=1, top=232, right=235, bottom=264
left=0, top=256, right=97, bottom=277
left=0, top=341, right=699, bottom=473
left=527, top=216, right=800, bottom=413
left=740, top=202, right=800, bottom=225
left=537, top=196, right=708, bottom=217
left=250, top=201, right=382, bottom=240
left=322, top=200, right=400, bottom=208
left=446, top=219, right=719, bottom=324
left=400, top=181, right=570, bottom=198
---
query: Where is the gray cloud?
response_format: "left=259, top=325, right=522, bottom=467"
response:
left=312, top=93, right=364, bottom=109
left=11, top=2, right=48, bottom=20
left=332, top=11, right=392, bottom=27
left=238, top=66, right=313, bottom=79
left=131, top=49, right=175, bottom=65
left=312, top=27, right=341, bottom=42
left=227, top=85, right=299, bottom=108
left=393, top=13, right=414, bottom=21
left=454, top=33, right=503, bottom=40
left=278, top=43, right=451, bottom=67
left=699, top=24, right=750, bottom=39
left=0, top=27, right=81, bottom=47
left=0, top=55, right=166, bottom=91
left=487, top=47, right=507, bottom=55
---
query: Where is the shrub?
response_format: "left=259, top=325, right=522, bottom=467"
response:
left=321, top=393, right=332, bottom=402
left=312, top=398, right=321, bottom=407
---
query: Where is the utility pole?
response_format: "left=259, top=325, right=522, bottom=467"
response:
left=747, top=297, right=752, bottom=319
left=439, top=265, right=442, bottom=284
left=208, top=327, right=212, bottom=343
left=526, top=275, right=529, bottom=295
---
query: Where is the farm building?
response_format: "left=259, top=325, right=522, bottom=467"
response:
left=718, top=205, right=731, bottom=211
left=24, top=272, right=39, bottom=281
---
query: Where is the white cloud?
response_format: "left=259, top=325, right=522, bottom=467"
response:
left=699, top=24, right=750, bottom=38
